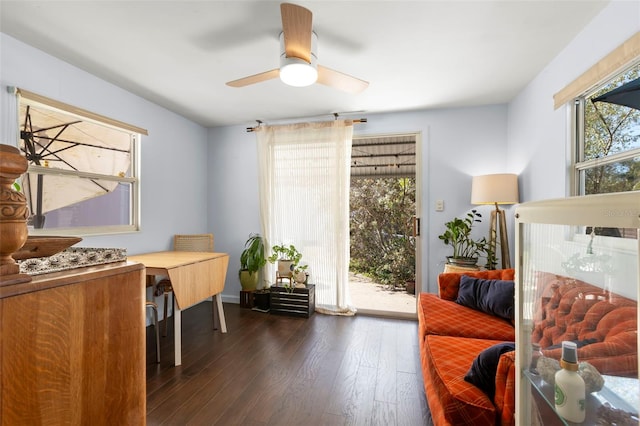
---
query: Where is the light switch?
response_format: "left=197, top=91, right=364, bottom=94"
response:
left=435, top=199, right=444, bottom=212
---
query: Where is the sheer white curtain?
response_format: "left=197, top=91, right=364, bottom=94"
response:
left=256, top=120, right=356, bottom=315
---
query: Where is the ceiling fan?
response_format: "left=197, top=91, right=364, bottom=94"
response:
left=226, top=3, right=369, bottom=94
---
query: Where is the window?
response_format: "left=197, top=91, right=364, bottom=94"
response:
left=571, top=63, right=639, bottom=243
left=15, top=89, right=146, bottom=235
left=573, top=62, right=640, bottom=196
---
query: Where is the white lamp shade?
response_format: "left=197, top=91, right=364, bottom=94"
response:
left=471, top=173, right=519, bottom=205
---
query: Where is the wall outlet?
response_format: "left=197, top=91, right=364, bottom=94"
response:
left=435, top=199, right=444, bottom=212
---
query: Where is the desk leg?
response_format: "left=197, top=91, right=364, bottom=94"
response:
left=212, top=299, right=218, bottom=330
left=174, top=301, right=182, bottom=366
left=216, top=294, right=227, bottom=333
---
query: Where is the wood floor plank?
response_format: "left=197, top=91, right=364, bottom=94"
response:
left=397, top=319, right=420, bottom=375
left=358, top=320, right=383, bottom=369
left=346, top=365, right=378, bottom=424
left=397, top=371, right=430, bottom=426
left=277, top=348, right=345, bottom=425
left=145, top=302, right=430, bottom=426
left=319, top=412, right=349, bottom=425
left=326, top=362, right=378, bottom=423
left=375, top=323, right=398, bottom=403
left=372, top=400, right=398, bottom=426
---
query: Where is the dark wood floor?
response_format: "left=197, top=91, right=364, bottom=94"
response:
left=145, top=301, right=431, bottom=425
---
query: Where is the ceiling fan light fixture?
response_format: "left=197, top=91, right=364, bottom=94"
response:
left=227, top=6, right=368, bottom=93
left=278, top=31, right=318, bottom=87
left=280, top=58, right=318, bottom=87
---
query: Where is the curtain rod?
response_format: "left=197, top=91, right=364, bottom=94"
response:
left=246, top=116, right=367, bottom=132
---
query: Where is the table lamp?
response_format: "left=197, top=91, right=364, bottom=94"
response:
left=471, top=173, right=519, bottom=269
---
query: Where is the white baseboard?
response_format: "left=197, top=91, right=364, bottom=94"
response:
left=221, top=293, right=239, bottom=304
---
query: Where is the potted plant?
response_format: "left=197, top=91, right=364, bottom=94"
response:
left=238, top=233, right=266, bottom=291
left=292, top=264, right=309, bottom=285
left=438, top=210, right=493, bottom=268
left=268, top=243, right=303, bottom=278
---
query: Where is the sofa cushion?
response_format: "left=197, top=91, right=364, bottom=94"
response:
left=456, top=276, right=514, bottom=320
left=419, top=293, right=515, bottom=341
left=422, top=335, right=503, bottom=426
left=464, top=342, right=516, bottom=400
left=494, top=350, right=517, bottom=426
left=438, top=269, right=515, bottom=301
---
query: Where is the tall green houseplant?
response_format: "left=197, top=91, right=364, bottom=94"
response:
left=239, top=233, right=266, bottom=291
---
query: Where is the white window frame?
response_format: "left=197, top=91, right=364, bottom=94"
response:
left=571, top=60, right=640, bottom=196
left=15, top=88, right=145, bottom=236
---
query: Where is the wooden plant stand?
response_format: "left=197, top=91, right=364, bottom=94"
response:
left=269, top=284, right=315, bottom=318
left=240, top=290, right=254, bottom=308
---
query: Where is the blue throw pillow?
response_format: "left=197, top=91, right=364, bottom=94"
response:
left=456, top=276, right=514, bottom=320
left=464, top=342, right=515, bottom=400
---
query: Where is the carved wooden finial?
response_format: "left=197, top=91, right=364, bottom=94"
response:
left=0, top=144, right=31, bottom=285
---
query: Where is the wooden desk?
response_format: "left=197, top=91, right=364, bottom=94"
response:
left=128, top=251, right=229, bottom=366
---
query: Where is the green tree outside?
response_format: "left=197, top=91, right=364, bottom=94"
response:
left=584, top=65, right=640, bottom=194
left=350, top=177, right=416, bottom=287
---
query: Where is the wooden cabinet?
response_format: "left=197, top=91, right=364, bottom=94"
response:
left=0, top=261, right=146, bottom=425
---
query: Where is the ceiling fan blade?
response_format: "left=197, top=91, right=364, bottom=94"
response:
left=226, top=69, right=280, bottom=88
left=280, top=3, right=312, bottom=62
left=317, top=65, right=369, bottom=94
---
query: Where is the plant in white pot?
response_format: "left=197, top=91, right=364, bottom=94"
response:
left=238, top=233, right=267, bottom=291
left=268, top=243, right=305, bottom=289
left=292, top=263, right=309, bottom=286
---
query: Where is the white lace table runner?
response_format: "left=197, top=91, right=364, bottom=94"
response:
left=18, top=247, right=127, bottom=275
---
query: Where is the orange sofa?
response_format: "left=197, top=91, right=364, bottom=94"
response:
left=418, top=269, right=516, bottom=426
left=418, top=269, right=638, bottom=426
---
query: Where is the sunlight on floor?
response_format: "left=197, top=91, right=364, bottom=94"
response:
left=349, top=272, right=416, bottom=314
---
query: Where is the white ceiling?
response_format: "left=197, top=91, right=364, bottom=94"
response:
left=0, top=1, right=608, bottom=128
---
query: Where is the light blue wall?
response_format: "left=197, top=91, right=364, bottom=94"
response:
left=0, top=33, right=210, bottom=255
left=207, top=123, right=260, bottom=283
left=507, top=0, right=640, bottom=202
left=208, top=106, right=509, bottom=297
